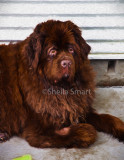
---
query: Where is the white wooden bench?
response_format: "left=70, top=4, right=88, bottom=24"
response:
left=0, top=0, right=124, bottom=85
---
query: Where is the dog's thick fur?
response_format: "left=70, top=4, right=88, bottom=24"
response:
left=0, top=20, right=124, bottom=148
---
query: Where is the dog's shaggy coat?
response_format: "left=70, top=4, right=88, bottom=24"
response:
left=0, top=20, right=124, bottom=148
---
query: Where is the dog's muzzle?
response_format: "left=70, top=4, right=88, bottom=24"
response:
left=60, top=57, right=72, bottom=80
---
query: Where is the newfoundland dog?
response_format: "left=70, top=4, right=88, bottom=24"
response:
left=0, top=20, right=124, bottom=148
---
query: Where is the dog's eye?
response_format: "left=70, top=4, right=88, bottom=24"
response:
left=49, top=49, right=57, bottom=57
left=68, top=47, right=74, bottom=54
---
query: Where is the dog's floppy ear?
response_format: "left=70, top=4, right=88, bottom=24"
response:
left=65, top=21, right=91, bottom=58
left=24, top=23, right=45, bottom=70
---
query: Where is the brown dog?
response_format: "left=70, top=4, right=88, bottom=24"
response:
left=0, top=20, right=124, bottom=148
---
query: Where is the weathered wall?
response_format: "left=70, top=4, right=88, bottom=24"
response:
left=91, top=60, right=124, bottom=86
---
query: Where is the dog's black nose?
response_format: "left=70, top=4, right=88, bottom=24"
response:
left=61, top=60, right=71, bottom=68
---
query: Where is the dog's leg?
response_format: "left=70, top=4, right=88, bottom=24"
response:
left=0, top=122, right=11, bottom=143
left=87, top=112, right=124, bottom=141
left=0, top=132, right=10, bottom=143
left=21, top=123, right=97, bottom=148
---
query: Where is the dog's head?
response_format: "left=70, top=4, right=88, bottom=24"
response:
left=24, top=20, right=91, bottom=86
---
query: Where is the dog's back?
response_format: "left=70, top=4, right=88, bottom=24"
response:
left=0, top=44, right=17, bottom=95
left=0, top=43, right=27, bottom=136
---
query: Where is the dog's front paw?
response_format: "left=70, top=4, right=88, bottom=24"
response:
left=68, top=123, right=97, bottom=148
left=0, top=132, right=9, bottom=143
left=116, top=127, right=124, bottom=142
left=113, top=119, right=124, bottom=142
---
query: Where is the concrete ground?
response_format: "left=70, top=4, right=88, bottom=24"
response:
left=0, top=87, right=124, bottom=160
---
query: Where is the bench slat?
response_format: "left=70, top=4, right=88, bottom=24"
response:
left=0, top=3, right=124, bottom=14
left=0, top=16, right=124, bottom=28
left=0, top=29, right=124, bottom=40
left=0, top=0, right=123, bottom=55
left=0, top=41, right=123, bottom=54
left=0, top=0, right=119, bottom=2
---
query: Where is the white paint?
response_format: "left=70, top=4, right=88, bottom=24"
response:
left=89, top=54, right=124, bottom=59
left=0, top=3, right=124, bottom=14
left=0, top=0, right=124, bottom=55
left=3, top=0, right=118, bottom=2
left=0, top=41, right=124, bottom=54
left=0, top=29, right=124, bottom=40
left=83, top=29, right=124, bottom=40
left=0, top=16, right=124, bottom=28
left=89, top=42, right=124, bottom=54
left=0, top=30, right=32, bottom=40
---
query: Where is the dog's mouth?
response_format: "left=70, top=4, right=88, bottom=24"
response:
left=53, top=68, right=75, bottom=88
left=53, top=75, right=75, bottom=89
left=54, top=74, right=70, bottom=84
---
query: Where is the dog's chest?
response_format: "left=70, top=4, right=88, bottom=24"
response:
left=42, top=88, right=88, bottom=127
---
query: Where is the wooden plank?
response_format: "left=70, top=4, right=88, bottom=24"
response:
left=0, top=0, right=121, bottom=3
left=0, top=40, right=123, bottom=54
left=83, top=29, right=124, bottom=40
left=0, top=30, right=32, bottom=40
left=89, top=42, right=124, bottom=54
left=0, top=3, right=124, bottom=14
left=0, top=16, right=124, bottom=28
left=0, top=29, right=124, bottom=40
left=0, top=41, right=20, bottom=45
left=0, top=0, right=119, bottom=2
left=89, top=54, right=124, bottom=59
